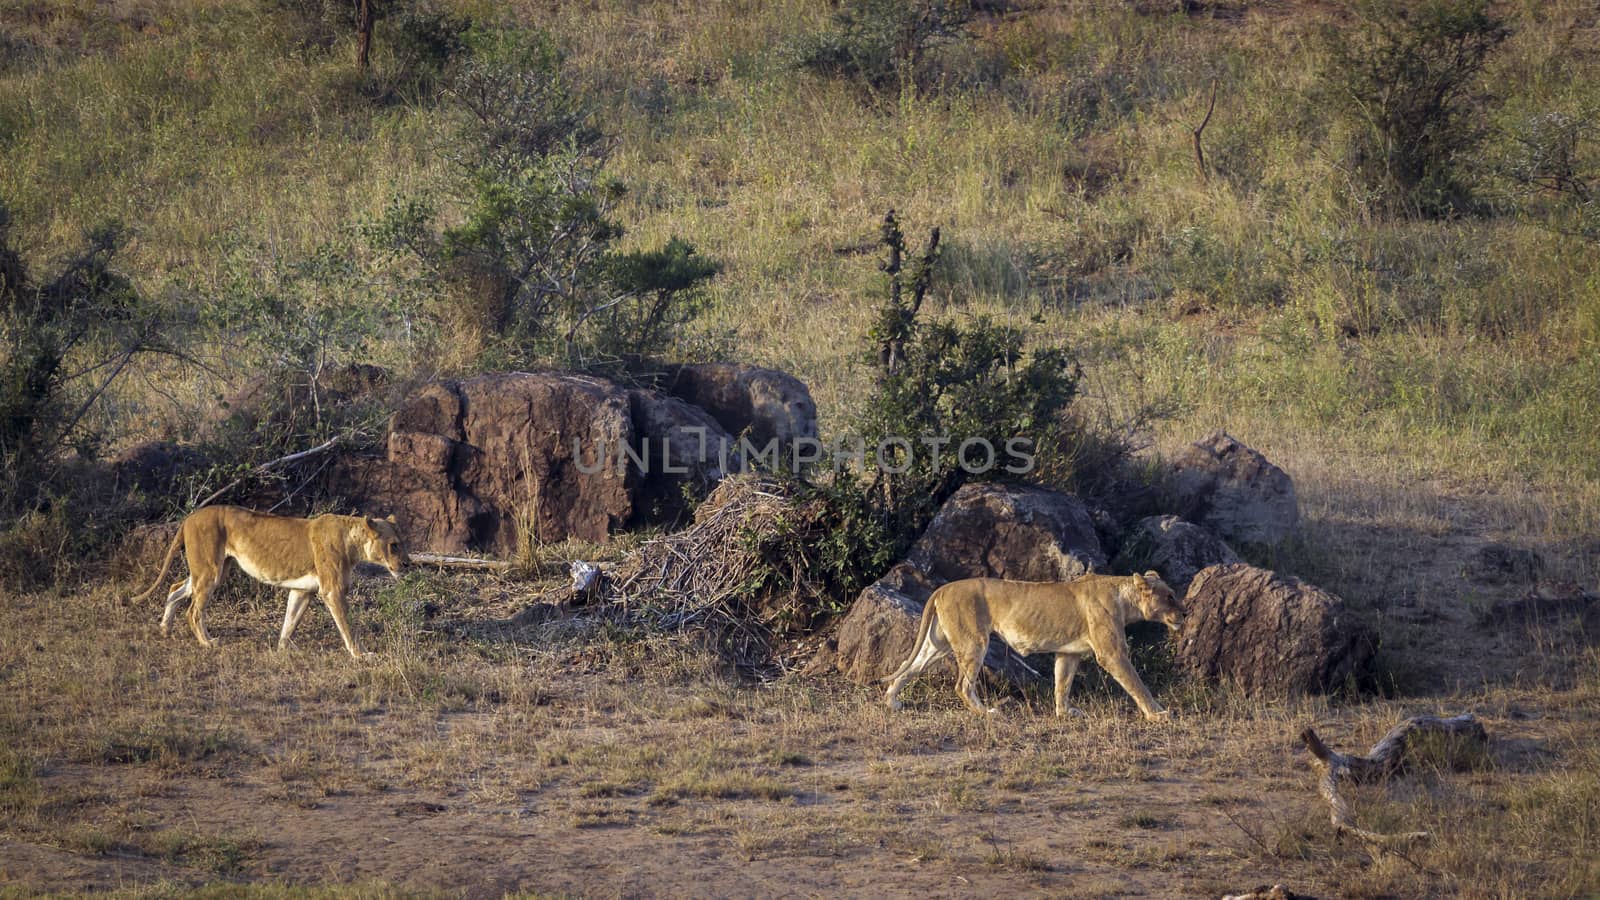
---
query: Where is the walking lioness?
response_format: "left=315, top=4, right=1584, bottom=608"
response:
left=131, top=506, right=410, bottom=658
left=883, top=571, right=1183, bottom=720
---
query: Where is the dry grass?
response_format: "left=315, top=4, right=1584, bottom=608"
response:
left=3, top=557, right=1599, bottom=895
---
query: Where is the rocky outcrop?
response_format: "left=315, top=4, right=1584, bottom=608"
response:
left=338, top=373, right=639, bottom=554
left=334, top=371, right=784, bottom=553
left=1112, top=515, right=1240, bottom=595
left=830, top=483, right=1105, bottom=687
left=1177, top=563, right=1376, bottom=696
left=1168, top=431, right=1298, bottom=547
left=661, top=362, right=818, bottom=452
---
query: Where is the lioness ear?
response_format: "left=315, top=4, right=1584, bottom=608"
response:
left=1143, top=570, right=1160, bottom=580
left=385, top=514, right=397, bottom=524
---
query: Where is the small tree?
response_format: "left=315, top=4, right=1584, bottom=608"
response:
left=384, top=25, right=718, bottom=371
left=0, top=211, right=174, bottom=506
left=1324, top=0, right=1508, bottom=216
left=857, top=210, right=1080, bottom=541
left=791, top=0, right=973, bottom=93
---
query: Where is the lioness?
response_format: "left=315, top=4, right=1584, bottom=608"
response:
left=130, top=506, right=410, bottom=658
left=883, top=571, right=1183, bottom=720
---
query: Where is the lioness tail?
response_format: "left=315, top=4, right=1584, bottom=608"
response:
left=129, top=527, right=185, bottom=604
left=877, top=589, right=941, bottom=684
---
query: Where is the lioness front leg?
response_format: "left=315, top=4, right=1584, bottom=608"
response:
left=320, top=586, right=366, bottom=658
left=1054, top=653, right=1085, bottom=717
left=1091, top=636, right=1169, bottom=721
left=278, top=589, right=314, bottom=650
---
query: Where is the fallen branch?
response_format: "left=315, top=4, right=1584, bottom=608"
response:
left=410, top=552, right=514, bottom=573
left=1299, top=714, right=1487, bottom=847
left=194, top=435, right=345, bottom=509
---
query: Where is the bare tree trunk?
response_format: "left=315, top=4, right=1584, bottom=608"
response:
left=1300, top=713, right=1487, bottom=847
left=356, top=0, right=374, bottom=72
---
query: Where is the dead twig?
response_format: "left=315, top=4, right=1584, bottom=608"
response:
left=410, top=553, right=515, bottom=573
left=1191, top=78, right=1218, bottom=182
left=1300, top=713, right=1487, bottom=848
left=194, top=435, right=345, bottom=509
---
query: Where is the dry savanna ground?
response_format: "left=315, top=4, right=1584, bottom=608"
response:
left=3, top=445, right=1599, bottom=898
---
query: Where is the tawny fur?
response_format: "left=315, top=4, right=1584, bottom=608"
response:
left=883, top=571, right=1183, bottom=720
left=131, top=506, right=410, bottom=658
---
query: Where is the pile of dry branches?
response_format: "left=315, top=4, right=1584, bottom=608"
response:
left=598, top=475, right=817, bottom=670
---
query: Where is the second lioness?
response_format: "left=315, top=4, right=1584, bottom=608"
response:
left=131, top=506, right=410, bottom=658
left=883, top=571, right=1183, bottom=720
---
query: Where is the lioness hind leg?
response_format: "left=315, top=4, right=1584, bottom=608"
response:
left=160, top=579, right=192, bottom=637
left=953, top=643, right=992, bottom=715
left=884, top=621, right=951, bottom=711
left=278, top=589, right=314, bottom=650
left=185, top=574, right=221, bottom=648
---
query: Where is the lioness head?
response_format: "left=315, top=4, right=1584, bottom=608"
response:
left=363, top=515, right=411, bottom=578
left=1136, top=570, right=1183, bottom=631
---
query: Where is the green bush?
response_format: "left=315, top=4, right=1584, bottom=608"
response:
left=857, top=211, right=1080, bottom=539
left=378, top=24, right=719, bottom=372
left=1323, top=0, right=1509, bottom=216
left=790, top=0, right=974, bottom=94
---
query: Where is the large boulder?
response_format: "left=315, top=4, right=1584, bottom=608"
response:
left=906, top=482, right=1106, bottom=582
left=1177, top=563, right=1376, bottom=696
left=661, top=362, right=818, bottom=452
left=1112, top=515, right=1240, bottom=595
left=1168, top=431, right=1298, bottom=547
left=830, top=483, right=1105, bottom=687
left=339, top=373, right=639, bottom=553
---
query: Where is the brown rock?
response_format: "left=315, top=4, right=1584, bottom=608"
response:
left=338, top=373, right=638, bottom=554
left=1112, top=515, right=1240, bottom=595
left=111, top=441, right=208, bottom=496
left=1178, top=563, right=1375, bottom=696
left=906, top=482, right=1105, bottom=582
left=661, top=362, right=818, bottom=452
left=1169, top=431, right=1298, bottom=546
left=834, top=564, right=934, bottom=685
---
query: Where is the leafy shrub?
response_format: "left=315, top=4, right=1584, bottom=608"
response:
left=378, top=24, right=719, bottom=372
left=1498, top=108, right=1600, bottom=242
left=1322, top=0, right=1509, bottom=216
left=0, top=210, right=176, bottom=506
left=790, top=0, right=974, bottom=93
left=857, top=211, right=1080, bottom=540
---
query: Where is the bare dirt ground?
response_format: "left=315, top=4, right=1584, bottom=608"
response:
left=3, top=467, right=1598, bottom=898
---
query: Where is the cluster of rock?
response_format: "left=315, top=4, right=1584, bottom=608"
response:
left=114, top=352, right=1375, bottom=696
left=823, top=430, right=1376, bottom=697
left=329, top=366, right=816, bottom=554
